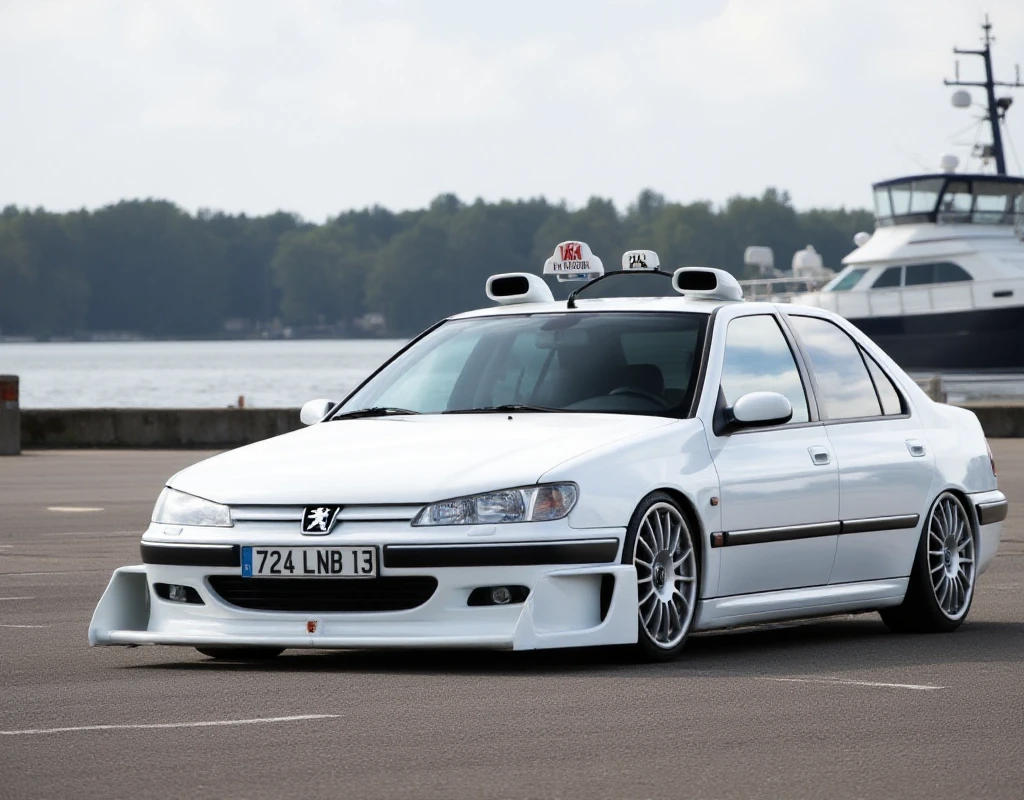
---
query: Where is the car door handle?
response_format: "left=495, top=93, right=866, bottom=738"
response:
left=808, top=446, right=831, bottom=466
left=906, top=439, right=927, bottom=458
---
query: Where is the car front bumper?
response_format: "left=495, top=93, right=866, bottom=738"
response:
left=88, top=525, right=638, bottom=651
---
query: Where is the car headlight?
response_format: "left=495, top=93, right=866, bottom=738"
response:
left=412, top=484, right=578, bottom=527
left=152, top=487, right=233, bottom=528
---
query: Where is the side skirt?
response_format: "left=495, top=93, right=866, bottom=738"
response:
left=693, top=578, right=908, bottom=632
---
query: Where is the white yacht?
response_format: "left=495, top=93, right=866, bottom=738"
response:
left=793, top=172, right=1024, bottom=370
left=757, top=19, right=1024, bottom=371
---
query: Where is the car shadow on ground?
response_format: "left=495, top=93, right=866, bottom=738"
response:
left=128, top=613, right=1024, bottom=677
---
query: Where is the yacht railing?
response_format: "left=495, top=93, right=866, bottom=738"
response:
left=738, top=276, right=832, bottom=301
left=935, top=210, right=1024, bottom=236
left=777, top=279, right=1019, bottom=315
left=913, top=374, right=1024, bottom=403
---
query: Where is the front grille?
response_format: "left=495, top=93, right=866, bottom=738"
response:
left=207, top=576, right=438, bottom=613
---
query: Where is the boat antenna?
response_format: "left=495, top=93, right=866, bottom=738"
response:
left=944, top=15, right=1023, bottom=175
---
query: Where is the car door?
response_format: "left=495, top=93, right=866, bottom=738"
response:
left=785, top=313, right=935, bottom=584
left=703, top=310, right=840, bottom=597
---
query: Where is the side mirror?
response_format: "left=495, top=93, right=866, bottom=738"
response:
left=300, top=398, right=334, bottom=426
left=728, top=391, right=793, bottom=430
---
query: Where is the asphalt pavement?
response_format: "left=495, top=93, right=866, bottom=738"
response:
left=1, top=446, right=1022, bottom=800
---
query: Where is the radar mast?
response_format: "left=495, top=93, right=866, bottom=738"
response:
left=944, top=15, right=1023, bottom=175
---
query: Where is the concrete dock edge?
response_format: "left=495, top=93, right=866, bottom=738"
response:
left=15, top=403, right=1024, bottom=449
left=21, top=408, right=302, bottom=449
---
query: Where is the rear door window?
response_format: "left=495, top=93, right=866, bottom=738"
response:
left=787, top=316, right=882, bottom=420
left=862, top=351, right=903, bottom=415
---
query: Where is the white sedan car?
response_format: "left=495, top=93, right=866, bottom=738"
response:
left=90, top=243, right=1007, bottom=661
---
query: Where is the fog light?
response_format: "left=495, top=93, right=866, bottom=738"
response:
left=467, top=585, right=529, bottom=606
left=491, top=586, right=513, bottom=605
left=154, top=582, right=204, bottom=605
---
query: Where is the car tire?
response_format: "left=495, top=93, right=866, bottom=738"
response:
left=622, top=492, right=700, bottom=661
left=194, top=646, right=285, bottom=661
left=880, top=491, right=977, bottom=634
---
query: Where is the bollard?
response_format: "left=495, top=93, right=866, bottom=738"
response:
left=0, top=375, right=20, bottom=455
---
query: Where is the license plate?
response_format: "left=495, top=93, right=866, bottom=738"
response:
left=241, top=546, right=377, bottom=578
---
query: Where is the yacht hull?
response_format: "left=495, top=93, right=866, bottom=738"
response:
left=849, top=305, right=1024, bottom=371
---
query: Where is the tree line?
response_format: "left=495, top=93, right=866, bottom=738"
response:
left=0, top=189, right=873, bottom=339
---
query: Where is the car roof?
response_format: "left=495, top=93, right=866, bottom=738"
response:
left=450, top=295, right=781, bottom=320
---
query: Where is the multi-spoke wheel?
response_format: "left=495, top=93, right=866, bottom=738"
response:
left=926, top=493, right=976, bottom=620
left=624, top=492, right=699, bottom=660
left=881, top=491, right=977, bottom=633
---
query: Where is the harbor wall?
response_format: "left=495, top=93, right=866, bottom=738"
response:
left=21, top=408, right=302, bottom=449
left=15, top=403, right=1024, bottom=448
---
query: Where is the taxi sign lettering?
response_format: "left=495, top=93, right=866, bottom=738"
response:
left=560, top=242, right=582, bottom=261
left=543, top=240, right=605, bottom=282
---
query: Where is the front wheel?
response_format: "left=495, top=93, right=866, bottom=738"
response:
left=623, top=492, right=700, bottom=661
left=880, top=491, right=977, bottom=633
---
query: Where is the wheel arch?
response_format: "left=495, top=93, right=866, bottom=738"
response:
left=646, top=486, right=708, bottom=593
left=932, top=485, right=980, bottom=536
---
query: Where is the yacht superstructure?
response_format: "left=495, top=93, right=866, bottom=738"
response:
left=755, top=18, right=1024, bottom=371
left=793, top=173, right=1024, bottom=369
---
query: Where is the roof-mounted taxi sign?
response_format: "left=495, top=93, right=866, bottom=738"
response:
left=543, top=241, right=604, bottom=282
left=621, top=250, right=660, bottom=271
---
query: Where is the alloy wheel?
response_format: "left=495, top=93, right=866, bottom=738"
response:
left=927, top=493, right=976, bottom=620
left=632, top=502, right=697, bottom=649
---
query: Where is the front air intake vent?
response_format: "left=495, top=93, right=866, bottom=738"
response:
left=207, top=576, right=438, bottom=612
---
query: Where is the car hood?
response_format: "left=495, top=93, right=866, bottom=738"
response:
left=169, top=413, right=677, bottom=505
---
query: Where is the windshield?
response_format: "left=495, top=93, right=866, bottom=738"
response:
left=335, top=312, right=708, bottom=418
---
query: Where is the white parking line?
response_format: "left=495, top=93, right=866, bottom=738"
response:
left=0, top=714, right=342, bottom=736
left=46, top=507, right=105, bottom=513
left=0, top=624, right=49, bottom=629
left=766, top=677, right=943, bottom=691
left=0, top=597, right=34, bottom=601
left=0, top=570, right=106, bottom=577
left=42, top=531, right=136, bottom=537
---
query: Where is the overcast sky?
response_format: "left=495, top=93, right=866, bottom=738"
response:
left=2, top=0, right=1023, bottom=220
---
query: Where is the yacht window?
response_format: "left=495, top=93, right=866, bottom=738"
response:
left=938, top=181, right=974, bottom=222
left=862, top=351, right=904, bottom=415
left=973, top=181, right=1024, bottom=224
left=933, top=262, right=973, bottom=283
left=787, top=316, right=882, bottom=420
left=890, top=185, right=911, bottom=216
left=908, top=179, right=943, bottom=214
left=871, top=266, right=903, bottom=289
left=904, top=262, right=972, bottom=286
left=827, top=268, right=868, bottom=292
left=874, top=188, right=893, bottom=221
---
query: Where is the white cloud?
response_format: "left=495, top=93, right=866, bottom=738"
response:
left=0, top=0, right=1022, bottom=218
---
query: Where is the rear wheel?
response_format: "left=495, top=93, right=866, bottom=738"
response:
left=880, top=491, right=977, bottom=633
left=623, top=492, right=699, bottom=661
left=194, top=646, right=285, bottom=661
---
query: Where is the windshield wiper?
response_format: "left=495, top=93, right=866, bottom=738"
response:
left=330, top=407, right=421, bottom=420
left=444, top=404, right=556, bottom=414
